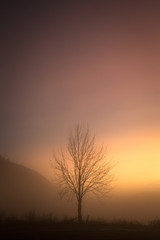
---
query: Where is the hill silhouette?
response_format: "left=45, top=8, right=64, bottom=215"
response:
left=0, top=155, right=61, bottom=216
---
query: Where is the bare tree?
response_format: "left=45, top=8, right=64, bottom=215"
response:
left=52, top=125, right=113, bottom=223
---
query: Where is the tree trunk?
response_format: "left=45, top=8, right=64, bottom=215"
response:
left=78, top=198, right=82, bottom=224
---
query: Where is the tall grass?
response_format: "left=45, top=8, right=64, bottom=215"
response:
left=0, top=211, right=160, bottom=229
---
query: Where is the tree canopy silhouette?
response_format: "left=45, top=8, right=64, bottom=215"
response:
left=52, top=125, right=113, bottom=223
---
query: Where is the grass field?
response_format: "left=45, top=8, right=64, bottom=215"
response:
left=1, top=214, right=160, bottom=240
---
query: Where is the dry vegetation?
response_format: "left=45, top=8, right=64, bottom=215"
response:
left=1, top=211, right=160, bottom=240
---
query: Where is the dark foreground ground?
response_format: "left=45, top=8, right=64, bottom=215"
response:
left=1, top=218, right=160, bottom=240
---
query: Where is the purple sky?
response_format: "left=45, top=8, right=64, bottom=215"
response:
left=1, top=1, right=160, bottom=188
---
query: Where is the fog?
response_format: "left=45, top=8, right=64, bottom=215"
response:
left=1, top=156, right=160, bottom=223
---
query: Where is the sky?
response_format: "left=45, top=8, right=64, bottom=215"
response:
left=1, top=1, right=160, bottom=192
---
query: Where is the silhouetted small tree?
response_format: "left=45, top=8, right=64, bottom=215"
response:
left=52, top=125, right=113, bottom=223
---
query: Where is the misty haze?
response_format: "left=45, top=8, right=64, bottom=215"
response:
left=1, top=1, right=160, bottom=239
left=1, top=155, right=160, bottom=222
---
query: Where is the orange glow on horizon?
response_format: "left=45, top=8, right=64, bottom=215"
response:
left=12, top=128, right=160, bottom=193
left=109, top=129, right=160, bottom=191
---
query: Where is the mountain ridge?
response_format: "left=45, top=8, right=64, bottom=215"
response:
left=0, top=155, right=59, bottom=216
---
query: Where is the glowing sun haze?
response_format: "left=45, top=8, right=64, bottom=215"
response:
left=1, top=1, right=160, bottom=192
